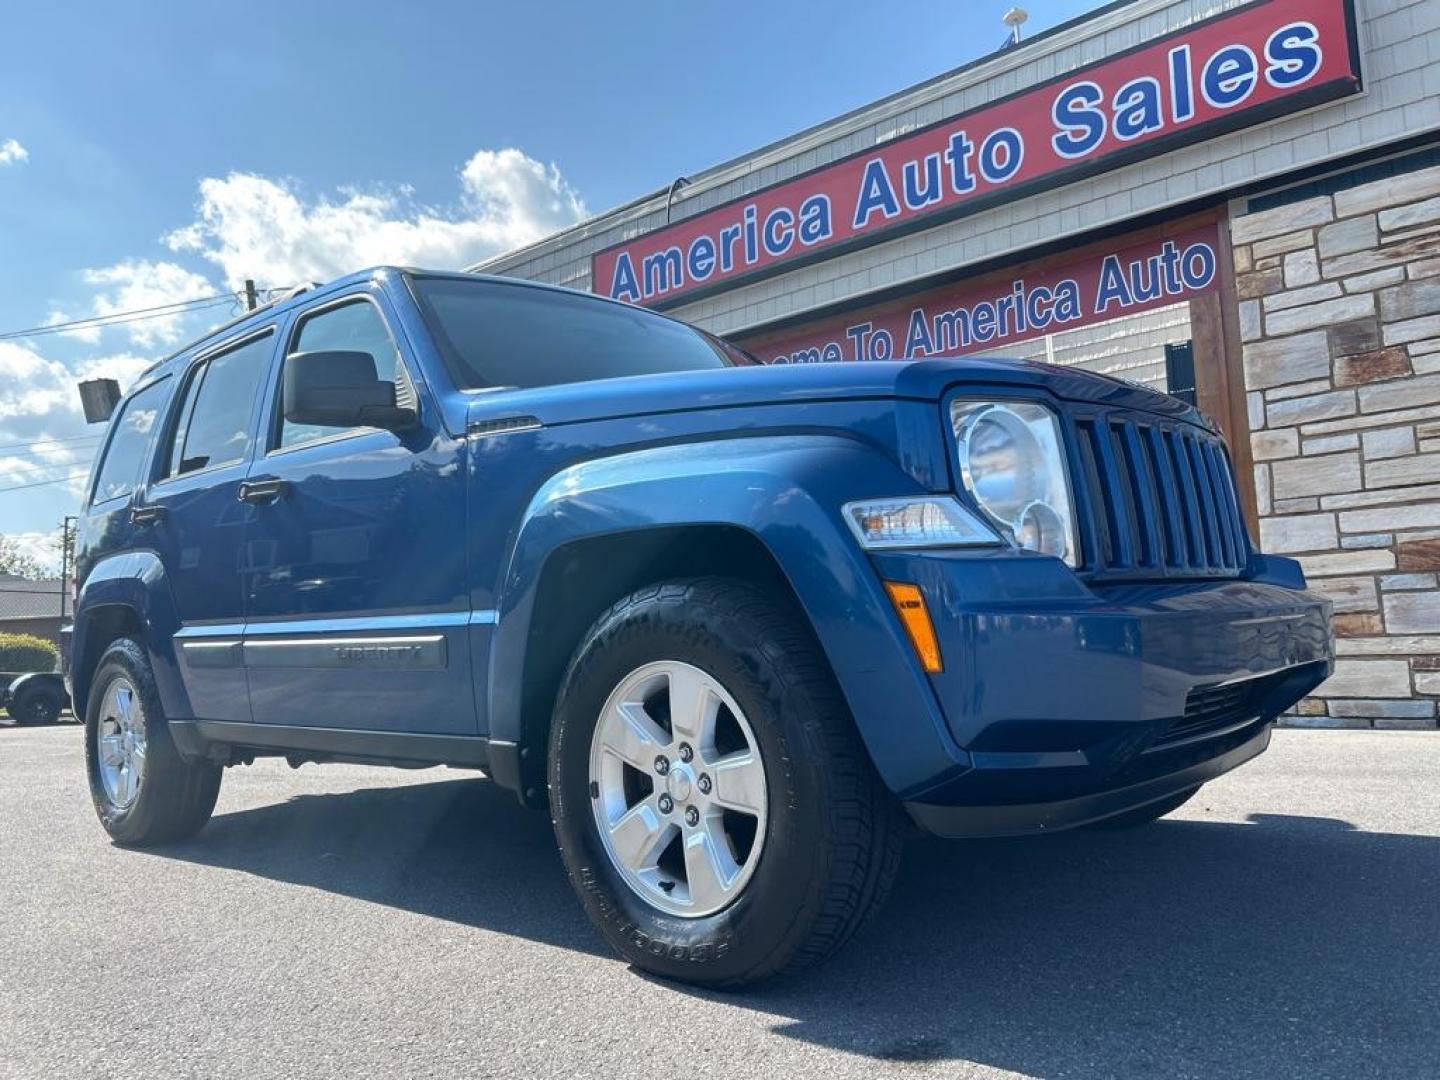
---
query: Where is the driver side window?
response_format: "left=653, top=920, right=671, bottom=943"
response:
left=277, top=299, right=404, bottom=450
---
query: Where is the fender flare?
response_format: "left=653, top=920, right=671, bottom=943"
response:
left=490, top=434, right=970, bottom=797
left=70, top=551, right=189, bottom=719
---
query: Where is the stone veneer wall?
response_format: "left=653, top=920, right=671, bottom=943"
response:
left=1233, top=163, right=1440, bottom=730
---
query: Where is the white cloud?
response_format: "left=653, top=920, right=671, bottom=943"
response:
left=1, top=143, right=585, bottom=540
left=165, top=147, right=586, bottom=289
left=75, top=352, right=154, bottom=389
left=80, top=259, right=221, bottom=348
left=0, top=343, right=150, bottom=499
left=0, top=342, right=76, bottom=424
left=42, top=310, right=102, bottom=345
left=0, top=531, right=61, bottom=575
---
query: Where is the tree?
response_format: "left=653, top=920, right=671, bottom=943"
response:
left=0, top=535, right=51, bottom=580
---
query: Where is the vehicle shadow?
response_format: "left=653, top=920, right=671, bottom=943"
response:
left=0, top=711, right=77, bottom=729
left=160, top=772, right=608, bottom=958
left=154, top=775, right=1438, bottom=1078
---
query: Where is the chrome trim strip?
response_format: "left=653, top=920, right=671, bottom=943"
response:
left=174, top=622, right=247, bottom=640
left=178, top=641, right=243, bottom=668
left=242, top=611, right=470, bottom=636
left=242, top=635, right=447, bottom=670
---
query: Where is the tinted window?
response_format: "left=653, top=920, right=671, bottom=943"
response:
left=410, top=277, right=751, bottom=390
left=92, top=378, right=169, bottom=504
left=278, top=300, right=402, bottom=449
left=166, top=334, right=271, bottom=478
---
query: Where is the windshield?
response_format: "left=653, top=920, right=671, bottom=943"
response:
left=409, top=276, right=756, bottom=390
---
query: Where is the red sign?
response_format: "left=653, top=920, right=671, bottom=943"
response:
left=594, top=0, right=1359, bottom=308
left=734, top=223, right=1223, bottom=364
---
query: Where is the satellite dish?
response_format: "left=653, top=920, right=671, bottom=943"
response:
left=1003, top=7, right=1029, bottom=43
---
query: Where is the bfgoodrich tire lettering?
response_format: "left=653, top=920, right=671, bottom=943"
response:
left=85, top=637, right=222, bottom=846
left=549, top=577, right=904, bottom=987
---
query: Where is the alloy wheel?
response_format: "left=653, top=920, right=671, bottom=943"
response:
left=96, top=676, right=147, bottom=810
left=588, top=660, right=768, bottom=917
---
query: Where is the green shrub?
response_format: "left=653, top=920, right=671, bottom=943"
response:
left=0, top=633, right=59, bottom=673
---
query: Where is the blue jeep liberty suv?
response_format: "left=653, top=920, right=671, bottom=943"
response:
left=68, top=267, right=1333, bottom=986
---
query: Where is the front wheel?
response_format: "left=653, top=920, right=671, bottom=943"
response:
left=549, top=577, right=904, bottom=988
left=84, top=638, right=222, bottom=846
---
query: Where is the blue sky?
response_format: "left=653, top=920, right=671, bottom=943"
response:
left=0, top=0, right=1105, bottom=566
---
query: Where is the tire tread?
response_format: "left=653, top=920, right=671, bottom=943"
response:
left=554, top=576, right=904, bottom=987
left=86, top=638, right=221, bottom=846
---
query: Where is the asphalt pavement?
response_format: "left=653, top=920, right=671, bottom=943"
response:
left=1, top=722, right=1436, bottom=1080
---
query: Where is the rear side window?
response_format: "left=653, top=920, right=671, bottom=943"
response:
left=165, top=333, right=272, bottom=478
left=276, top=299, right=404, bottom=450
left=92, top=378, right=170, bottom=504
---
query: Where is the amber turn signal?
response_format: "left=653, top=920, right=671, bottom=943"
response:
left=883, top=581, right=943, bottom=674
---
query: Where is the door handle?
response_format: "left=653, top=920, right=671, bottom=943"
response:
left=237, top=479, right=289, bottom=505
left=129, top=504, right=167, bottom=527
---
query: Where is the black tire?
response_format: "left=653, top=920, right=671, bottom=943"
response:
left=84, top=638, right=222, bottom=846
left=1086, top=785, right=1201, bottom=829
left=9, top=685, right=61, bottom=725
left=549, top=577, right=904, bottom=988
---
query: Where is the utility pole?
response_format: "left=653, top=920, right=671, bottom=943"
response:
left=244, top=279, right=258, bottom=311
left=58, top=516, right=76, bottom=621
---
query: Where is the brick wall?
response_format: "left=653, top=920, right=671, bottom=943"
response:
left=1233, top=163, right=1440, bottom=729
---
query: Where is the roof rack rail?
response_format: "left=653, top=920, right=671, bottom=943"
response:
left=135, top=281, right=323, bottom=380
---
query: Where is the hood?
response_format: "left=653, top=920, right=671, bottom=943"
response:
left=462, top=357, right=1209, bottom=431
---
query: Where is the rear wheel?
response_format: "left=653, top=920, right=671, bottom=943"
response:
left=8, top=684, right=61, bottom=725
left=549, top=577, right=904, bottom=988
left=1087, top=786, right=1201, bottom=829
left=85, top=638, right=222, bottom=846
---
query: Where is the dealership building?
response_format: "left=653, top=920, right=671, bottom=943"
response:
left=478, top=0, right=1440, bottom=728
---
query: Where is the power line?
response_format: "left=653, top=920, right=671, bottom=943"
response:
left=0, top=293, right=242, bottom=344
left=0, top=446, right=100, bottom=467
left=0, top=462, right=91, bottom=485
left=0, top=433, right=103, bottom=453
left=0, top=470, right=90, bottom=495
left=0, top=451, right=100, bottom=472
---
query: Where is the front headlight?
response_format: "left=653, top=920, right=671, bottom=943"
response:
left=951, top=400, right=1078, bottom=566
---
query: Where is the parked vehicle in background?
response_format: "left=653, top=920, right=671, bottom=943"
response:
left=65, top=267, right=1332, bottom=986
left=2, top=671, right=70, bottom=725
left=0, top=631, right=69, bottom=724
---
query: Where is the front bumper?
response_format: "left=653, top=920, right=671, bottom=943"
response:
left=869, top=551, right=1332, bottom=836
left=906, top=722, right=1273, bottom=837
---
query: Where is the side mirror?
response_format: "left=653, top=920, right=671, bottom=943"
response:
left=283, top=350, right=416, bottom=431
